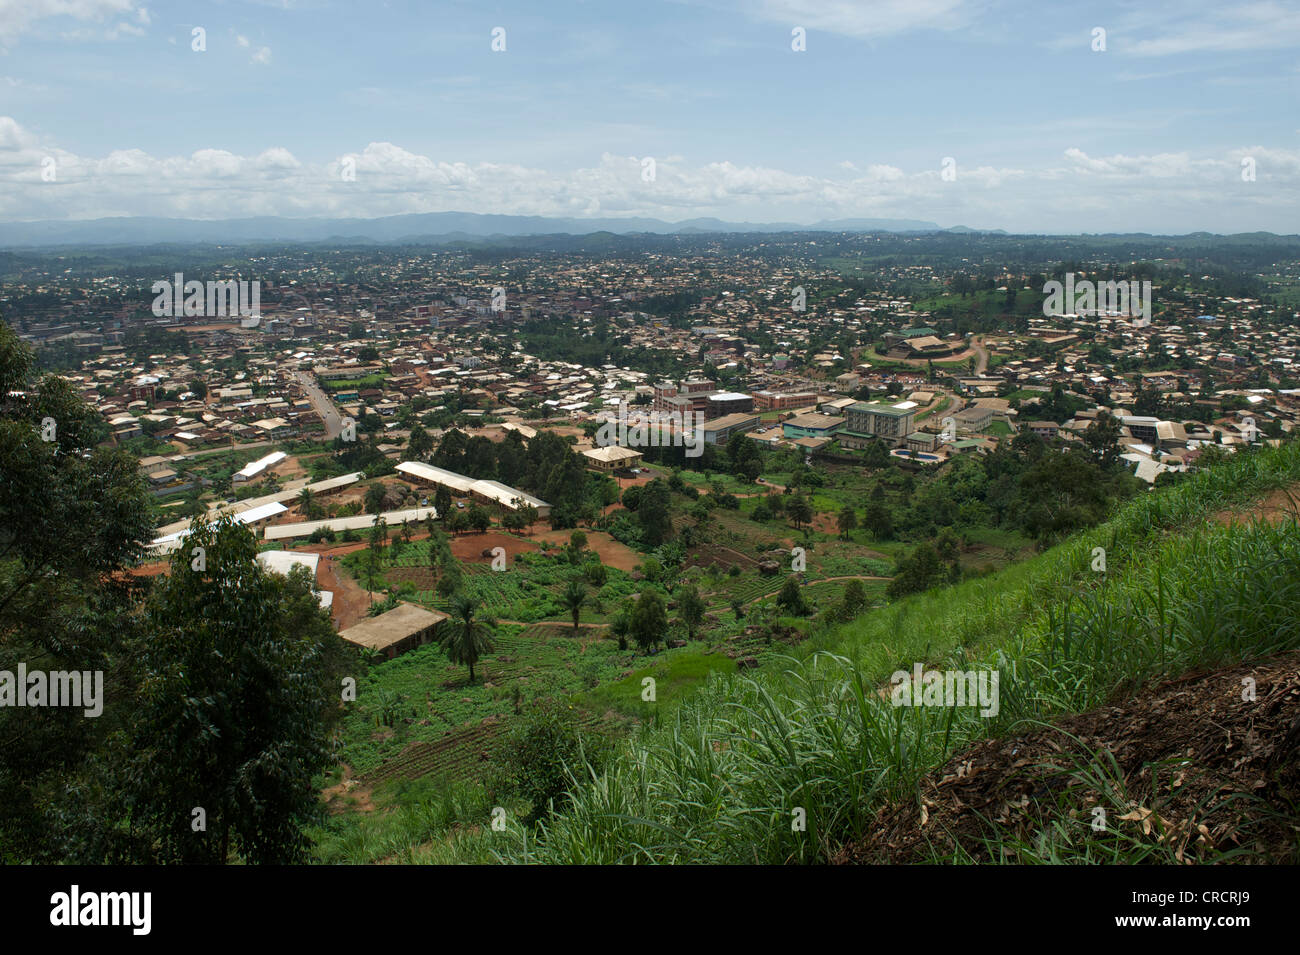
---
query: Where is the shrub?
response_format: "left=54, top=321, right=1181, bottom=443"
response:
left=497, top=701, right=611, bottom=823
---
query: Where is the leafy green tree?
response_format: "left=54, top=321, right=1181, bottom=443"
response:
left=1015, top=450, right=1111, bottom=540
left=637, top=479, right=674, bottom=547
left=837, top=505, right=858, bottom=539
left=518, top=503, right=540, bottom=534
left=436, top=559, right=463, bottom=598
left=787, top=495, right=813, bottom=531
left=364, top=482, right=387, bottom=516
left=676, top=584, right=706, bottom=640
left=0, top=323, right=154, bottom=861
left=629, top=588, right=668, bottom=653
left=433, top=484, right=452, bottom=521
left=467, top=504, right=491, bottom=534
left=498, top=700, right=608, bottom=823
left=437, top=592, right=496, bottom=682
left=887, top=543, right=946, bottom=599
left=129, top=516, right=341, bottom=863
left=1083, top=410, right=1123, bottom=471
left=836, top=579, right=869, bottom=621
left=776, top=575, right=810, bottom=616
left=407, top=422, right=433, bottom=460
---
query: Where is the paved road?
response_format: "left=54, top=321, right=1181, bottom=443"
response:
left=295, top=371, right=344, bottom=439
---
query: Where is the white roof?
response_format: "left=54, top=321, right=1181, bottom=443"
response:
left=395, top=461, right=475, bottom=493
left=262, top=507, right=437, bottom=541
left=395, top=461, right=548, bottom=511
left=256, top=550, right=321, bottom=580
left=583, top=445, right=643, bottom=463
left=235, top=450, right=287, bottom=480
left=233, top=501, right=288, bottom=525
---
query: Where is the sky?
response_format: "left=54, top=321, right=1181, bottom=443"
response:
left=0, top=0, right=1297, bottom=233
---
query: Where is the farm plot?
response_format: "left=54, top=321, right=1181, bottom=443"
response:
left=362, top=723, right=503, bottom=786
left=361, top=709, right=627, bottom=787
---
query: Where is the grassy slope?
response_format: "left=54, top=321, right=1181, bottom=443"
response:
left=474, top=441, right=1300, bottom=863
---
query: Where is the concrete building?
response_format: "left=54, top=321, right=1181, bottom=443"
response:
left=698, top=412, right=761, bottom=445
left=782, top=413, right=845, bottom=440
left=704, top=391, right=754, bottom=419
left=840, top=401, right=916, bottom=448
left=952, top=406, right=995, bottom=433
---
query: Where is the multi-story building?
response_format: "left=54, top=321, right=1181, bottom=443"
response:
left=839, top=401, right=916, bottom=448
left=699, top=413, right=761, bottom=445
left=752, top=390, right=818, bottom=411
left=704, top=391, right=754, bottom=420
left=952, top=406, right=994, bottom=433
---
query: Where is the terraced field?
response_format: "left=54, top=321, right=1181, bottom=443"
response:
left=361, top=710, right=624, bottom=786
left=362, top=723, right=504, bottom=785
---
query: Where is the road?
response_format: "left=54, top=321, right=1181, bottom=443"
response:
left=295, top=370, right=345, bottom=439
left=971, top=335, right=991, bottom=375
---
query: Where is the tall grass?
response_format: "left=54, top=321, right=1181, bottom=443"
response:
left=474, top=443, right=1300, bottom=864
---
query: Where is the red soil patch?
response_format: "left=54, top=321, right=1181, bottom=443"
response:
left=1212, top=484, right=1300, bottom=528
left=316, top=551, right=373, bottom=630
left=322, top=764, right=376, bottom=814
left=447, top=530, right=542, bottom=565
left=530, top=529, right=642, bottom=572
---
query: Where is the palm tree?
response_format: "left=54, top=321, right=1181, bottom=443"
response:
left=297, top=487, right=318, bottom=519
left=561, top=578, right=587, bottom=633
left=436, top=593, right=496, bottom=683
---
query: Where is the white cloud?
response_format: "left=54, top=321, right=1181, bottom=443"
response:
left=0, top=118, right=1296, bottom=233
left=745, top=0, right=975, bottom=39
left=1127, top=2, right=1300, bottom=56
left=0, top=0, right=143, bottom=43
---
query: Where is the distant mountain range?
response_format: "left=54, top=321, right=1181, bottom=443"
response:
left=0, top=212, right=991, bottom=247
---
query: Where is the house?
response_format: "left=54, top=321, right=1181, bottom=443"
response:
left=582, top=445, right=644, bottom=472
left=952, top=406, right=994, bottom=433
left=338, top=603, right=449, bottom=659
left=1025, top=420, right=1059, bottom=440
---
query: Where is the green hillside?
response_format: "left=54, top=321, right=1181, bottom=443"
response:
left=316, top=440, right=1300, bottom=864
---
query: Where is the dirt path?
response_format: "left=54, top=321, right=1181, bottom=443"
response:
left=316, top=551, right=372, bottom=630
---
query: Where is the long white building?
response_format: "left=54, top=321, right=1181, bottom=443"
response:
left=395, top=461, right=550, bottom=517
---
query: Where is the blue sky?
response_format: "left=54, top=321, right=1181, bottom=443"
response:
left=0, top=0, right=1297, bottom=232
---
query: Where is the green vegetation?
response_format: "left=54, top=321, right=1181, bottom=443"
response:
left=333, top=438, right=1300, bottom=864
